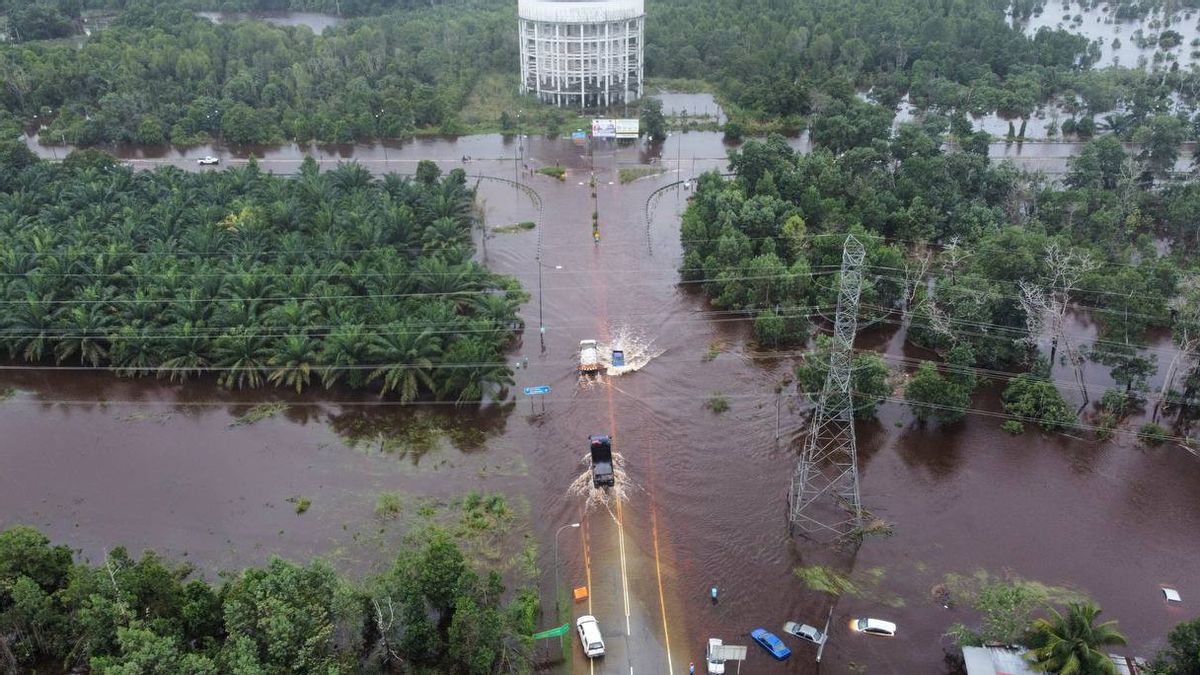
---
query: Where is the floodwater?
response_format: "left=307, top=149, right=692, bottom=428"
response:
left=1015, top=1, right=1200, bottom=68
left=653, top=91, right=727, bottom=125
left=26, top=127, right=1183, bottom=176
left=195, top=11, right=343, bottom=34
left=3, top=133, right=1199, bottom=673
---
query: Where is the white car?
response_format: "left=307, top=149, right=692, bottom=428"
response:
left=850, top=617, right=897, bottom=637
left=706, top=638, right=726, bottom=674
left=783, top=621, right=826, bottom=645
left=197, top=156, right=220, bottom=165
left=576, top=615, right=605, bottom=658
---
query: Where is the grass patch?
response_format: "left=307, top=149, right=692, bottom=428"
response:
left=287, top=495, right=312, bottom=514
left=619, top=166, right=664, bottom=183
left=702, top=339, right=725, bottom=361
left=375, top=492, right=403, bottom=518
left=942, top=569, right=1091, bottom=607
left=230, top=401, right=288, bottom=427
left=537, top=166, right=566, bottom=180
left=795, top=565, right=862, bottom=596
left=704, top=391, right=729, bottom=414
left=492, top=221, right=536, bottom=233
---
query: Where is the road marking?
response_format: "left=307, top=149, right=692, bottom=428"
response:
left=651, top=483, right=675, bottom=675
left=584, top=523, right=593, bottom=675
left=616, top=496, right=631, bottom=635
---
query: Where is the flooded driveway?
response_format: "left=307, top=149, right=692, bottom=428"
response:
left=2, top=133, right=1198, bottom=673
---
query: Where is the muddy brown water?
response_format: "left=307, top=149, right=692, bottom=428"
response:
left=2, top=134, right=1199, bottom=673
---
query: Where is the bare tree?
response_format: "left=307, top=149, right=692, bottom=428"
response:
left=1156, top=274, right=1200, bottom=421
left=1018, top=243, right=1099, bottom=406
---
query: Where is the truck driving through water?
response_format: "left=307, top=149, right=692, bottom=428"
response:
left=588, top=435, right=615, bottom=488
left=579, top=339, right=602, bottom=373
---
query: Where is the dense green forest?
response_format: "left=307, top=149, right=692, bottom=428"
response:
left=2, top=2, right=514, bottom=143
left=0, top=523, right=537, bottom=673
left=0, top=144, right=523, bottom=402
left=648, top=0, right=1200, bottom=142
left=4, top=0, right=1200, bottom=144
left=682, top=123, right=1200, bottom=435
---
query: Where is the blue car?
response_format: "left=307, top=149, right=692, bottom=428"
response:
left=750, top=628, right=791, bottom=660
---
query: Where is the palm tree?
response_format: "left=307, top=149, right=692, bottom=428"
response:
left=110, top=326, right=157, bottom=378
left=1027, top=603, right=1127, bottom=675
left=436, top=336, right=513, bottom=403
left=319, top=324, right=372, bottom=389
left=214, top=328, right=272, bottom=389
left=268, top=333, right=320, bottom=393
left=157, top=321, right=212, bottom=382
left=367, top=324, right=440, bottom=402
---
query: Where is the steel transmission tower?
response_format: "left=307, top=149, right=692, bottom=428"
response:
left=789, top=234, right=866, bottom=539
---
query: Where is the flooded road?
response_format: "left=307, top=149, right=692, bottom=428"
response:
left=2, top=132, right=1199, bottom=673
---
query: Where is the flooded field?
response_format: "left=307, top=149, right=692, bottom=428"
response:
left=3, top=133, right=1198, bottom=673
left=1016, top=0, right=1200, bottom=68
left=195, top=11, right=343, bottom=34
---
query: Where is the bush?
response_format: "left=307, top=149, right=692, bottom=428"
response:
left=1137, top=422, right=1170, bottom=446
left=723, top=120, right=745, bottom=141
left=536, top=165, right=566, bottom=180
left=705, top=391, right=729, bottom=413
left=376, top=492, right=402, bottom=518
left=1002, top=420, right=1024, bottom=434
left=1101, top=389, right=1131, bottom=417
left=1001, top=373, right=1075, bottom=432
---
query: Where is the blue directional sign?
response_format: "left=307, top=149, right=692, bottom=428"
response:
left=523, top=385, right=551, bottom=396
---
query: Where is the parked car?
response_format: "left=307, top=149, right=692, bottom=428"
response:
left=197, top=156, right=220, bottom=165
left=576, top=615, right=605, bottom=658
left=783, top=621, right=826, bottom=645
left=706, top=638, right=726, bottom=674
left=750, top=628, right=791, bottom=660
left=850, top=618, right=897, bottom=637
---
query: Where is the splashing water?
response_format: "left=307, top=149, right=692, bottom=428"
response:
left=568, top=451, right=636, bottom=514
left=600, top=325, right=664, bottom=376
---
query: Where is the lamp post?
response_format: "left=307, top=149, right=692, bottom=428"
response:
left=375, top=109, right=388, bottom=168
left=553, top=522, right=581, bottom=621
left=515, top=109, right=523, bottom=186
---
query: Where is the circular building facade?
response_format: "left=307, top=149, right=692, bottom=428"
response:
left=518, top=0, right=645, bottom=109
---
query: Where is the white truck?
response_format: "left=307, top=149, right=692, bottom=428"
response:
left=579, top=339, right=602, bottom=373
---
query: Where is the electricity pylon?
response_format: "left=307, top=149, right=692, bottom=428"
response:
left=789, top=234, right=866, bottom=539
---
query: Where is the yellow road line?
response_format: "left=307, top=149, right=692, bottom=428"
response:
left=651, top=489, right=674, bottom=675
left=616, top=497, right=631, bottom=635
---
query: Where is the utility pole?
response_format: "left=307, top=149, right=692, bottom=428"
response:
left=789, top=235, right=866, bottom=540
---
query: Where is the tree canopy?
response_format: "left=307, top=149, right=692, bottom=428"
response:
left=0, top=152, right=524, bottom=403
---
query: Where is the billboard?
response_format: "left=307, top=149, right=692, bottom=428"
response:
left=592, top=118, right=640, bottom=139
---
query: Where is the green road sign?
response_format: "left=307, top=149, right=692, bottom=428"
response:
left=532, top=623, right=570, bottom=640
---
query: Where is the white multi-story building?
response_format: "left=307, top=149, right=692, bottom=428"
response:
left=518, top=0, right=644, bottom=109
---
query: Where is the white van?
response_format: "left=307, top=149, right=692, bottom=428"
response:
left=576, top=615, right=605, bottom=658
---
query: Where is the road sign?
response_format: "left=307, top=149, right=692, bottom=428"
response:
left=523, top=385, right=551, bottom=396
left=532, top=623, right=570, bottom=640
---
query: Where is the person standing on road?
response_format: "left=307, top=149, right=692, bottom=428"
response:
left=689, top=662, right=695, bottom=674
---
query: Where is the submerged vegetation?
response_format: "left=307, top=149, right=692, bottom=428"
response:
left=684, top=126, right=1200, bottom=438
left=0, top=149, right=524, bottom=403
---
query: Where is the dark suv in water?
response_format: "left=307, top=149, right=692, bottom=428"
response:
left=588, top=435, right=614, bottom=488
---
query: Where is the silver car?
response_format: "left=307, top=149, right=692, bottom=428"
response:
left=783, top=621, right=826, bottom=645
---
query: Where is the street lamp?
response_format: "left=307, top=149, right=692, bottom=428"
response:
left=553, top=522, right=581, bottom=621
left=515, top=109, right=523, bottom=186
left=375, top=109, right=388, bottom=166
